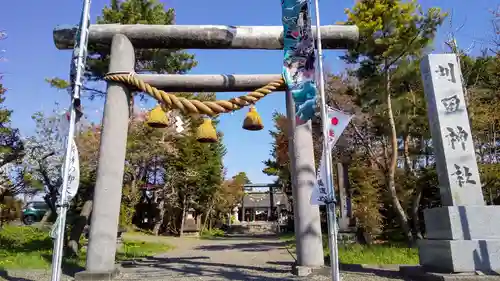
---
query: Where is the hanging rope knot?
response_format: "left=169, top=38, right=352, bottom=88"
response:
left=103, top=72, right=286, bottom=117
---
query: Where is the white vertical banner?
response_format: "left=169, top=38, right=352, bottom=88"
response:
left=311, top=149, right=330, bottom=205
left=311, top=107, right=352, bottom=205
left=51, top=137, right=80, bottom=239
left=63, top=138, right=80, bottom=201
left=57, top=112, right=80, bottom=201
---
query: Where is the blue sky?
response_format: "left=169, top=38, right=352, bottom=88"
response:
left=0, top=0, right=497, bottom=184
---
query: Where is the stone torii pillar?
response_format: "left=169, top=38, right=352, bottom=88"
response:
left=52, top=24, right=359, bottom=280
left=75, top=34, right=135, bottom=280
left=285, top=91, right=325, bottom=270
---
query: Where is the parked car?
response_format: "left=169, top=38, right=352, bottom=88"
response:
left=22, top=201, right=49, bottom=225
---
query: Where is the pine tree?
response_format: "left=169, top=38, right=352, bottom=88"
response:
left=343, top=0, right=446, bottom=243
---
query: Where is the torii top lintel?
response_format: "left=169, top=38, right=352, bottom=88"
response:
left=53, top=24, right=358, bottom=50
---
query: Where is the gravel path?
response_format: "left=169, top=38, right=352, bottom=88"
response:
left=118, top=234, right=407, bottom=281
left=1, top=235, right=408, bottom=281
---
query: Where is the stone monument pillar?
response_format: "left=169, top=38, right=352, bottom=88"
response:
left=336, top=135, right=353, bottom=232
left=418, top=54, right=500, bottom=273
left=337, top=162, right=350, bottom=231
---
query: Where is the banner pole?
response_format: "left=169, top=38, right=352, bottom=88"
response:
left=311, top=0, right=341, bottom=280
left=50, top=1, right=90, bottom=280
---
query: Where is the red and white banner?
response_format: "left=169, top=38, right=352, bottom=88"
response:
left=311, top=107, right=353, bottom=205
left=326, top=107, right=353, bottom=147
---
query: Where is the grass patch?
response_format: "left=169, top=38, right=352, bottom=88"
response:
left=0, top=225, right=173, bottom=270
left=115, top=240, right=172, bottom=261
left=279, top=233, right=419, bottom=265
left=279, top=232, right=295, bottom=242
left=335, top=244, right=418, bottom=265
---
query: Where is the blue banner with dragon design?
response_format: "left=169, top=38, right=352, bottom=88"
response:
left=281, top=0, right=317, bottom=123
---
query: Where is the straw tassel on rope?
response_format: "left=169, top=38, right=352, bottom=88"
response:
left=242, top=105, right=264, bottom=131
left=196, top=117, right=218, bottom=143
left=146, top=104, right=169, bottom=128
left=104, top=72, right=284, bottom=143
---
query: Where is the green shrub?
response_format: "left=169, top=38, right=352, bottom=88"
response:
left=0, top=196, right=23, bottom=224
left=119, top=185, right=141, bottom=228
left=349, top=162, right=384, bottom=242
left=200, top=228, right=225, bottom=238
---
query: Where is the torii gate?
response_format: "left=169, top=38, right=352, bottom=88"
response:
left=52, top=20, right=358, bottom=281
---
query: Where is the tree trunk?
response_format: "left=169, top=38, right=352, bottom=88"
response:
left=410, top=185, right=424, bottom=240
left=202, top=203, right=214, bottom=231
left=385, top=69, right=413, bottom=245
left=403, top=134, right=424, bottom=240
left=179, top=196, right=187, bottom=236
left=153, top=198, right=165, bottom=236
left=40, top=209, right=54, bottom=224
left=67, top=200, right=93, bottom=256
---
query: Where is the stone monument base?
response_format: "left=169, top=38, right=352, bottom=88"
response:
left=419, top=206, right=500, bottom=273
left=419, top=239, right=500, bottom=272
left=423, top=206, right=500, bottom=240
left=400, top=265, right=500, bottom=281
left=226, top=221, right=278, bottom=235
